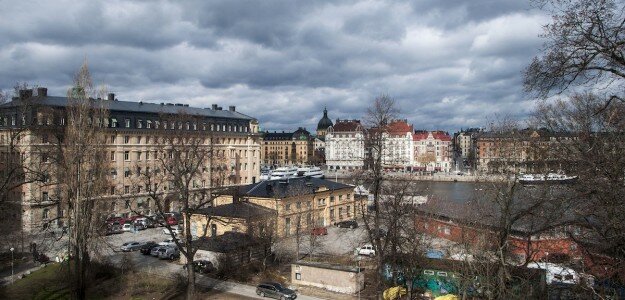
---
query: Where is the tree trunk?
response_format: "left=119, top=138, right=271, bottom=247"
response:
left=186, top=263, right=196, bottom=300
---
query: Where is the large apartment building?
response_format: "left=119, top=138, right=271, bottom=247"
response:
left=325, top=119, right=365, bottom=171
left=0, top=88, right=261, bottom=233
left=261, top=128, right=313, bottom=166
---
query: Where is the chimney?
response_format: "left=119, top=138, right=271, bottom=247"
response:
left=212, top=104, right=218, bottom=110
left=19, top=89, right=33, bottom=100
left=37, top=87, right=48, bottom=97
left=107, top=93, right=115, bottom=101
left=229, top=106, right=236, bottom=112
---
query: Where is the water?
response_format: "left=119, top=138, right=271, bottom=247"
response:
left=338, top=178, right=482, bottom=203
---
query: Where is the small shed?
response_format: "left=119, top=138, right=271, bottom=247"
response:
left=291, top=261, right=364, bottom=294
left=181, top=232, right=269, bottom=268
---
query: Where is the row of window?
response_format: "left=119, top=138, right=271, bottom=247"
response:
left=0, top=113, right=250, bottom=134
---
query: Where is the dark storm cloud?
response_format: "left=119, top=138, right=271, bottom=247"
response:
left=0, top=0, right=548, bottom=132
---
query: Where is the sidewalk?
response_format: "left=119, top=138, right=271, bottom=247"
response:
left=0, top=261, right=42, bottom=286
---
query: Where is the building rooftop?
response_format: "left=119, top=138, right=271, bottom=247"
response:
left=0, top=94, right=254, bottom=120
left=193, top=232, right=266, bottom=253
left=194, top=202, right=275, bottom=219
left=239, top=177, right=353, bottom=198
left=330, top=119, right=362, bottom=132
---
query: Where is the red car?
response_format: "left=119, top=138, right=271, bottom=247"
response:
left=311, top=227, right=327, bottom=236
left=166, top=216, right=178, bottom=226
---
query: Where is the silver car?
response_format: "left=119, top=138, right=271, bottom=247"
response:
left=120, top=241, right=143, bottom=252
left=157, top=246, right=180, bottom=260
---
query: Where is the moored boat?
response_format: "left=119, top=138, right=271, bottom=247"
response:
left=518, top=173, right=577, bottom=184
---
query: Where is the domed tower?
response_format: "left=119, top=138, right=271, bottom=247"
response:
left=316, top=107, right=333, bottom=138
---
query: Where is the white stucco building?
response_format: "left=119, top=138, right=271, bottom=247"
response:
left=325, top=119, right=365, bottom=171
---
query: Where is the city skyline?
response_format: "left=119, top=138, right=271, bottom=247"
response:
left=0, top=0, right=548, bottom=133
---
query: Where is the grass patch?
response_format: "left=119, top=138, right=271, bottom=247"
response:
left=0, top=263, right=70, bottom=300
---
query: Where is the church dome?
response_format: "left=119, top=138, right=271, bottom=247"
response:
left=317, top=107, right=333, bottom=131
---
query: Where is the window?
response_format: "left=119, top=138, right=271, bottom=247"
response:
left=110, top=135, right=116, bottom=143
left=125, top=118, right=131, bottom=128
left=296, top=202, right=301, bottom=209
left=124, top=151, right=129, bottom=161
left=125, top=200, right=130, bottom=209
left=124, top=186, right=130, bottom=194
left=124, top=136, right=129, bottom=144
left=330, top=196, right=335, bottom=203
left=285, top=204, right=291, bottom=211
left=146, top=151, right=150, bottom=160
left=347, top=205, right=351, bottom=217
left=124, top=168, right=131, bottom=178
left=339, top=195, right=343, bottom=201
left=110, top=186, right=115, bottom=195
left=295, top=273, right=301, bottom=280
left=424, top=270, right=435, bottom=276
left=338, top=207, right=343, bottom=219
left=136, top=151, right=142, bottom=160
left=42, top=192, right=49, bottom=202
left=330, top=208, right=335, bottom=220
left=147, top=120, right=152, bottom=129
left=110, top=151, right=115, bottom=161
left=137, top=136, right=142, bottom=144
left=137, top=119, right=143, bottom=129
left=42, top=208, right=49, bottom=220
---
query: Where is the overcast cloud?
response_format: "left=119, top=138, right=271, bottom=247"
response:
left=0, top=0, right=548, bottom=132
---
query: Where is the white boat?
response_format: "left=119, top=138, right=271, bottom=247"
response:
left=270, top=166, right=298, bottom=180
left=518, top=173, right=577, bottom=184
left=296, top=166, right=324, bottom=178
left=259, top=167, right=271, bottom=181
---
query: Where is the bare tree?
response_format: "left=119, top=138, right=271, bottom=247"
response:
left=51, top=61, right=111, bottom=299
left=533, top=93, right=625, bottom=287
left=132, top=113, right=226, bottom=299
left=525, top=0, right=625, bottom=105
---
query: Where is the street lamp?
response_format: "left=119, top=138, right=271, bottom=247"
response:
left=10, top=247, right=15, bottom=283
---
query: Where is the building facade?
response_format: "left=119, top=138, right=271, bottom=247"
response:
left=261, top=128, right=313, bottom=166
left=475, top=129, right=574, bottom=174
left=232, top=177, right=361, bottom=238
left=0, top=88, right=261, bottom=233
left=381, top=120, right=413, bottom=170
left=412, top=131, right=452, bottom=172
left=325, top=119, right=365, bottom=171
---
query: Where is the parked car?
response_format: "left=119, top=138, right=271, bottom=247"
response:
left=158, top=238, right=179, bottom=246
left=256, top=282, right=297, bottom=299
left=165, top=216, right=178, bottom=226
left=150, top=245, right=166, bottom=257
left=157, top=246, right=180, bottom=260
left=139, top=241, right=158, bottom=255
left=162, top=226, right=181, bottom=236
left=357, top=243, right=375, bottom=256
left=183, top=260, right=215, bottom=274
left=135, top=217, right=155, bottom=228
left=121, top=223, right=133, bottom=232
left=121, top=241, right=143, bottom=252
left=134, top=222, right=146, bottom=231
left=334, top=220, right=358, bottom=229
left=106, top=224, right=123, bottom=235
left=311, top=227, right=327, bottom=236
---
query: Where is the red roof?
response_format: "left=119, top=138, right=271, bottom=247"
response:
left=413, top=130, right=452, bottom=141
left=331, top=120, right=362, bottom=132
left=387, top=120, right=413, bottom=135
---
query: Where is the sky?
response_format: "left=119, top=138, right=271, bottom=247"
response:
left=0, top=0, right=550, bottom=133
